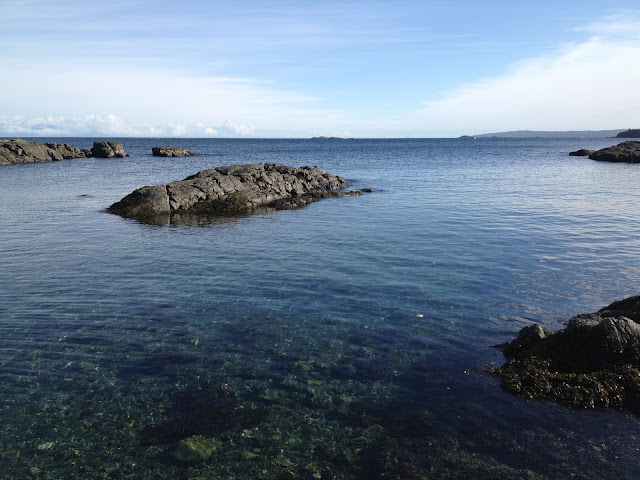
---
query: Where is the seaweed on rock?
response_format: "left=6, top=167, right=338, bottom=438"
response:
left=492, top=296, right=640, bottom=413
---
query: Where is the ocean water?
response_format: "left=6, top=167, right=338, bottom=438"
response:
left=1, top=137, right=639, bottom=479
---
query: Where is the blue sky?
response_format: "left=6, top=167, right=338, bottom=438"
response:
left=1, top=1, right=639, bottom=137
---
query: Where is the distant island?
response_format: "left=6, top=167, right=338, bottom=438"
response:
left=465, top=129, right=626, bottom=138
left=310, top=136, right=347, bottom=140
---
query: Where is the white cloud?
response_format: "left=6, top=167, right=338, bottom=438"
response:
left=0, top=58, right=346, bottom=137
left=195, top=121, right=256, bottom=137
left=415, top=19, right=640, bottom=136
left=0, top=114, right=138, bottom=137
left=1, top=115, right=263, bottom=138
left=575, top=14, right=640, bottom=40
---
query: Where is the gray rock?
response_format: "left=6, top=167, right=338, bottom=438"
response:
left=108, top=163, right=349, bottom=221
left=0, top=139, right=88, bottom=165
left=91, top=141, right=127, bottom=158
left=152, top=146, right=198, bottom=157
left=589, top=141, right=640, bottom=163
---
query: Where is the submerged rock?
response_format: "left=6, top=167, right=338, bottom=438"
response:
left=588, top=141, right=640, bottom=163
left=493, top=296, right=640, bottom=413
left=174, top=435, right=222, bottom=462
left=152, top=146, right=199, bottom=157
left=0, top=139, right=89, bottom=165
left=108, top=163, right=360, bottom=222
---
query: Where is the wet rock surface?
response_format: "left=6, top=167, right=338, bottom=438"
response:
left=493, top=296, right=640, bottom=413
left=108, top=163, right=359, bottom=222
left=588, top=141, right=640, bottom=163
left=152, top=146, right=199, bottom=157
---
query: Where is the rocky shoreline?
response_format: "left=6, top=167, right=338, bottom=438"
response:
left=492, top=296, right=640, bottom=414
left=108, top=163, right=368, bottom=222
left=570, top=141, right=640, bottom=163
left=0, top=139, right=127, bottom=165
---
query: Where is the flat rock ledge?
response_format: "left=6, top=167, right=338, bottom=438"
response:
left=152, top=146, right=198, bottom=157
left=0, top=139, right=127, bottom=165
left=108, top=163, right=365, bottom=222
left=492, top=296, right=640, bottom=413
left=587, top=141, right=640, bottom=163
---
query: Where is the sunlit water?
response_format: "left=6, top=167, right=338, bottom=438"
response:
left=1, top=137, right=640, bottom=479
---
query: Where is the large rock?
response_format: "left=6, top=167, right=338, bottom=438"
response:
left=0, top=139, right=89, bottom=165
left=493, top=296, right=640, bottom=413
left=108, top=163, right=352, bottom=222
left=91, top=141, right=127, bottom=158
left=588, top=141, right=640, bottom=163
left=152, top=146, right=198, bottom=157
left=616, top=129, right=640, bottom=138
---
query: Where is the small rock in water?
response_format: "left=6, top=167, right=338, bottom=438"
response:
left=152, top=146, right=199, bottom=157
left=568, top=149, right=594, bottom=156
left=91, top=141, right=127, bottom=158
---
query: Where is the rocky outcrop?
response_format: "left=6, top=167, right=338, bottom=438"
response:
left=616, top=129, right=640, bottom=138
left=108, top=163, right=360, bottom=222
left=152, top=146, right=198, bottom=157
left=91, top=141, right=127, bottom=158
left=588, top=141, right=640, bottom=163
left=568, top=149, right=594, bottom=156
left=0, top=139, right=90, bottom=165
left=0, top=139, right=128, bottom=165
left=493, top=296, right=640, bottom=413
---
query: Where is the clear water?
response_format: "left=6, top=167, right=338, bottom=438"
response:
left=1, top=137, right=640, bottom=479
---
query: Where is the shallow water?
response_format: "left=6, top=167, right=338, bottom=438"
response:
left=1, top=137, right=640, bottom=479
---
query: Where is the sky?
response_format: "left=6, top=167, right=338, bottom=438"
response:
left=1, top=0, right=639, bottom=138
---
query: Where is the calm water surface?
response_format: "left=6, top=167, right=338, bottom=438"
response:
left=1, top=137, right=640, bottom=479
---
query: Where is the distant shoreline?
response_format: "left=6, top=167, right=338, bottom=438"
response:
left=1, top=129, right=637, bottom=140
left=468, top=129, right=627, bottom=138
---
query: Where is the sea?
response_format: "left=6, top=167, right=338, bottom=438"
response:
left=1, top=137, right=639, bottom=479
